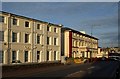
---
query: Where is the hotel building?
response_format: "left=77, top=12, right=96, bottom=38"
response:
left=61, top=27, right=98, bottom=59
left=0, top=11, right=62, bottom=64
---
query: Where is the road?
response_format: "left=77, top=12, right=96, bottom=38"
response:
left=3, top=61, right=120, bottom=79
left=30, top=61, right=119, bottom=79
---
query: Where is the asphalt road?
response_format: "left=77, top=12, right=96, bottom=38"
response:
left=3, top=61, right=120, bottom=79
left=29, top=61, right=119, bottom=79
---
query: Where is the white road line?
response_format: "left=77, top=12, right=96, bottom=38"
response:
left=88, top=66, right=95, bottom=70
left=66, top=70, right=85, bottom=77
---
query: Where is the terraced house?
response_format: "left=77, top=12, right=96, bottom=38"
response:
left=0, top=11, right=62, bottom=64
left=61, top=27, right=98, bottom=59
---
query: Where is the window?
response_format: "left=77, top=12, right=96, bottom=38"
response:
left=0, top=16, right=4, bottom=23
left=54, top=28, right=57, bottom=33
left=37, top=35, right=40, bottom=44
left=47, top=26, right=51, bottom=31
left=37, top=51, right=40, bottom=62
left=25, top=51, right=28, bottom=62
left=12, top=32, right=17, bottom=42
left=54, top=38, right=57, bottom=45
left=77, top=41, right=79, bottom=47
left=13, top=18, right=17, bottom=25
left=2, top=51, right=4, bottom=63
left=25, top=21, right=29, bottom=27
left=0, top=50, right=4, bottom=63
left=37, top=24, right=40, bottom=29
left=54, top=51, right=56, bottom=60
left=12, top=51, right=16, bottom=61
left=0, top=31, right=4, bottom=41
left=40, top=35, right=42, bottom=44
left=25, top=34, right=29, bottom=43
left=40, top=25, right=42, bottom=30
left=47, top=51, right=49, bottom=61
left=47, top=37, right=51, bottom=45
left=74, top=41, right=76, bottom=47
left=74, top=33, right=76, bottom=36
left=47, top=37, right=49, bottom=45
left=47, top=26, right=49, bottom=31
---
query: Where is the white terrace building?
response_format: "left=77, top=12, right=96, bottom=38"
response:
left=0, top=11, right=62, bottom=64
left=61, top=27, right=98, bottom=59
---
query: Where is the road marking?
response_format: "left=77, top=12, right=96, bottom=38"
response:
left=88, top=66, right=95, bottom=70
left=66, top=70, right=85, bottom=77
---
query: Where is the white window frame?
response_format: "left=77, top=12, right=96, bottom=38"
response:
left=37, top=34, right=40, bottom=44
left=47, top=26, right=51, bottom=32
left=24, top=33, right=30, bottom=43
left=0, top=31, right=4, bottom=42
left=0, top=16, right=6, bottom=23
left=12, top=18, right=19, bottom=26
left=0, top=50, right=4, bottom=63
left=40, top=24, right=42, bottom=30
left=47, top=37, right=51, bottom=45
left=24, top=50, right=29, bottom=62
left=12, top=32, right=18, bottom=43
left=40, top=35, right=42, bottom=45
left=25, top=21, right=30, bottom=28
left=12, top=50, right=17, bottom=62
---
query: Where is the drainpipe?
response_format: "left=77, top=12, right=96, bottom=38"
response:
left=7, top=13, right=11, bottom=64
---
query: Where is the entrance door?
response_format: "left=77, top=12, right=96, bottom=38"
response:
left=37, top=51, right=40, bottom=62
left=47, top=51, right=49, bottom=61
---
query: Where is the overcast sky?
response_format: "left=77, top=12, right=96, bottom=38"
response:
left=2, top=2, right=119, bottom=47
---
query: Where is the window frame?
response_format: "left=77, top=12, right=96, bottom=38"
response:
left=54, top=51, right=56, bottom=60
left=47, top=51, right=49, bottom=61
left=12, top=32, right=17, bottom=42
left=54, top=28, right=57, bottom=33
left=13, top=18, right=18, bottom=25
left=37, top=24, right=40, bottom=29
left=0, top=50, right=4, bottom=63
left=0, top=16, right=5, bottom=23
left=25, top=21, right=30, bottom=28
left=0, top=31, right=4, bottom=41
left=47, top=26, right=51, bottom=32
left=47, top=37, right=49, bottom=45
left=12, top=51, right=16, bottom=61
left=54, top=38, right=57, bottom=45
left=37, top=51, right=40, bottom=61
left=25, top=33, right=30, bottom=43
left=37, top=34, right=40, bottom=44
left=24, top=51, right=28, bottom=62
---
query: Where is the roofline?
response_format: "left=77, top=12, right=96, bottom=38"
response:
left=0, top=11, right=63, bottom=27
left=62, top=27, right=99, bottom=40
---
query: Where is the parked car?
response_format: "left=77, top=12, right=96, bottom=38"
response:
left=12, top=60, right=21, bottom=64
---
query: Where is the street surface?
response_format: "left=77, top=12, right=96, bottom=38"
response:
left=3, top=61, right=120, bottom=79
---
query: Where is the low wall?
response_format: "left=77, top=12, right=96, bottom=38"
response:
left=2, top=61, right=63, bottom=73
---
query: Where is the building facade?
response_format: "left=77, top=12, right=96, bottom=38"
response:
left=97, top=47, right=108, bottom=58
left=0, top=11, right=62, bottom=64
left=61, top=27, right=98, bottom=59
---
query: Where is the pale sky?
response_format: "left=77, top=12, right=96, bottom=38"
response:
left=1, top=2, right=119, bottom=47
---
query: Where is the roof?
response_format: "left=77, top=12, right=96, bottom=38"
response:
left=0, top=11, right=63, bottom=27
left=62, top=27, right=99, bottom=40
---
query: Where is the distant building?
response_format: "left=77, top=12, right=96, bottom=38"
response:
left=0, top=11, right=62, bottom=64
left=61, top=27, right=98, bottom=59
left=97, top=47, right=108, bottom=58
